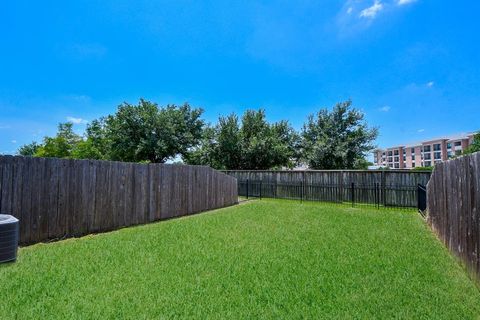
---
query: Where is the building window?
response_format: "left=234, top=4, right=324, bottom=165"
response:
left=394, top=156, right=399, bottom=162
left=403, top=156, right=406, bottom=161
left=447, top=143, right=452, bottom=149
left=411, top=148, right=415, bottom=153
left=425, top=161, right=432, bottom=167
left=388, top=151, right=393, bottom=156
left=434, top=152, right=441, bottom=160
left=433, top=144, right=441, bottom=151
left=423, top=145, right=431, bottom=152
left=454, top=141, right=461, bottom=146
left=412, top=155, right=415, bottom=161
left=394, top=150, right=399, bottom=156
left=394, top=163, right=399, bottom=169
left=412, top=162, right=416, bottom=168
left=424, top=153, right=431, bottom=160
left=455, top=150, right=462, bottom=156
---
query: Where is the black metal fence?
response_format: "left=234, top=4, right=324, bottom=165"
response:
left=417, top=184, right=427, bottom=215
left=239, top=179, right=426, bottom=209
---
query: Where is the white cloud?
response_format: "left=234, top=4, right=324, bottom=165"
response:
left=359, top=0, right=383, bottom=19
left=418, top=129, right=425, bottom=133
left=66, top=116, right=88, bottom=124
left=11, top=140, right=17, bottom=144
left=0, top=125, right=10, bottom=129
left=347, top=7, right=353, bottom=14
left=379, top=105, right=391, bottom=112
left=426, top=81, right=434, bottom=87
left=397, top=0, right=417, bottom=5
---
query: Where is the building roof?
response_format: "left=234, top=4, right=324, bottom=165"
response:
left=378, top=131, right=478, bottom=150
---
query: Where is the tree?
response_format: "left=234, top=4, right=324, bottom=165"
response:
left=301, top=100, right=378, bottom=169
left=82, top=118, right=109, bottom=159
left=354, top=158, right=374, bottom=170
left=105, top=99, right=204, bottom=163
left=240, top=110, right=299, bottom=169
left=184, top=109, right=299, bottom=170
left=16, top=99, right=204, bottom=162
left=182, top=126, right=221, bottom=167
left=412, top=166, right=433, bottom=171
left=34, top=122, right=82, bottom=158
left=71, top=139, right=105, bottom=160
left=213, top=114, right=243, bottom=169
left=463, top=132, right=480, bottom=155
left=18, top=122, right=106, bottom=160
left=18, top=142, right=41, bottom=156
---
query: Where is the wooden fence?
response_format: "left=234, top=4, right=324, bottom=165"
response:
left=223, top=170, right=431, bottom=207
left=0, top=156, right=238, bottom=245
left=427, top=152, right=480, bottom=279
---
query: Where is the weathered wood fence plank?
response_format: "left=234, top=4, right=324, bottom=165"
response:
left=0, top=156, right=238, bottom=245
left=427, top=152, right=480, bottom=280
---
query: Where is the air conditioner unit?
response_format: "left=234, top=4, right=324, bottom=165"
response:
left=0, top=215, right=19, bottom=263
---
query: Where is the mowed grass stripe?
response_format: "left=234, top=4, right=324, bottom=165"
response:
left=1, top=199, right=479, bottom=319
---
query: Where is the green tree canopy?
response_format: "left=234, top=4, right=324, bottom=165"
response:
left=412, top=166, right=433, bottom=171
left=18, top=142, right=41, bottom=156
left=301, top=100, right=378, bottom=169
left=34, top=122, right=83, bottom=158
left=184, top=109, right=299, bottom=170
left=18, top=122, right=101, bottom=160
left=17, top=99, right=380, bottom=170
left=182, top=126, right=221, bottom=167
left=463, top=132, right=480, bottom=155
left=17, top=99, right=204, bottom=163
left=104, top=99, right=204, bottom=163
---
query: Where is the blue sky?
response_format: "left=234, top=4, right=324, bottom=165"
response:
left=1, top=0, right=479, bottom=155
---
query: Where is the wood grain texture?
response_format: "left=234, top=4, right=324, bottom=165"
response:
left=0, top=156, right=238, bottom=245
left=427, top=152, right=480, bottom=280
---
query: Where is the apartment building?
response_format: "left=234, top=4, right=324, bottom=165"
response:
left=373, top=133, right=476, bottom=169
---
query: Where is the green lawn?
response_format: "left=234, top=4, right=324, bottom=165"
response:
left=1, top=199, right=479, bottom=319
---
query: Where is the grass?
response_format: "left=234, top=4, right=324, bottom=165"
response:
left=1, top=199, right=479, bottom=319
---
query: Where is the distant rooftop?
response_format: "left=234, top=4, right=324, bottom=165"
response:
left=378, top=131, right=477, bottom=150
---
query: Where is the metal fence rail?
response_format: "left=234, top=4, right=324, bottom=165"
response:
left=239, top=179, right=423, bottom=208
left=417, top=184, right=427, bottom=215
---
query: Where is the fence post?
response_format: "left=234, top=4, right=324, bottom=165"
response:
left=300, top=183, right=303, bottom=202
left=246, top=179, right=249, bottom=199
left=376, top=183, right=379, bottom=209
left=300, top=172, right=303, bottom=202
left=302, top=171, right=306, bottom=203
left=275, top=179, right=277, bottom=199
left=259, top=180, right=262, bottom=200
left=351, top=182, right=355, bottom=207
left=381, top=170, right=387, bottom=207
